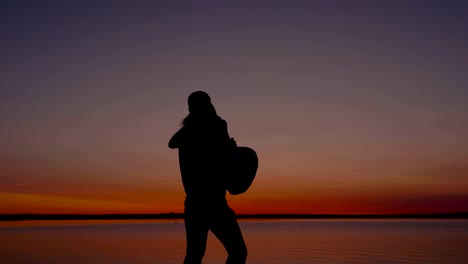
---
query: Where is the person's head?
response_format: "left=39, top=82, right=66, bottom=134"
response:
left=183, top=91, right=217, bottom=124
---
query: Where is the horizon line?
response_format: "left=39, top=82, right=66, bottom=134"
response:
left=1, top=212, right=467, bottom=221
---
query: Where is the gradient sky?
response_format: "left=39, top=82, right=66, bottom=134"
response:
left=1, top=1, right=468, bottom=214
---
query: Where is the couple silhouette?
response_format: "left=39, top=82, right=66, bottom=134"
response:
left=169, top=91, right=248, bottom=264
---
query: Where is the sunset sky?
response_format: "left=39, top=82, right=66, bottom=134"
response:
left=1, top=1, right=467, bottom=214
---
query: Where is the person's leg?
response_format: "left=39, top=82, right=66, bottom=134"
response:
left=184, top=206, right=209, bottom=264
left=210, top=206, right=247, bottom=264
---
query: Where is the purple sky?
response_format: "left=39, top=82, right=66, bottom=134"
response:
left=1, top=1, right=467, bottom=214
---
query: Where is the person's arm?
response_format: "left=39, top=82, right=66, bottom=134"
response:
left=221, top=120, right=237, bottom=150
left=168, top=126, right=187, bottom=149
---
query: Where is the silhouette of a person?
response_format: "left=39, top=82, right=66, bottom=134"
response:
left=169, top=91, right=247, bottom=264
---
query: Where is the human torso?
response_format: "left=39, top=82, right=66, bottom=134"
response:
left=178, top=118, right=230, bottom=203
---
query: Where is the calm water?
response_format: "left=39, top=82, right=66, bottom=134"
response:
left=1, top=219, right=467, bottom=264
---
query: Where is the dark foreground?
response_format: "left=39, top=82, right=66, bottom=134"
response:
left=1, top=219, right=467, bottom=264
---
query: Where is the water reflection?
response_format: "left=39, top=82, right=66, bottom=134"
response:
left=1, top=220, right=467, bottom=264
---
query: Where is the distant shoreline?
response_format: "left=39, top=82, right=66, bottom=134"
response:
left=1, top=212, right=467, bottom=221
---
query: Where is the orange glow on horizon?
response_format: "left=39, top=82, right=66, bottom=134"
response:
left=2, top=188, right=467, bottom=215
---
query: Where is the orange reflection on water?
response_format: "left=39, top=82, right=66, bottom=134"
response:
left=1, top=220, right=467, bottom=264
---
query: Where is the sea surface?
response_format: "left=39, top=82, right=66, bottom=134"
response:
left=1, top=219, right=467, bottom=264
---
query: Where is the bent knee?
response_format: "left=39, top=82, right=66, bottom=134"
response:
left=240, top=245, right=248, bottom=257
left=242, top=248, right=248, bottom=259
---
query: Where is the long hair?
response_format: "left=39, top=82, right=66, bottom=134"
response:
left=182, top=91, right=219, bottom=125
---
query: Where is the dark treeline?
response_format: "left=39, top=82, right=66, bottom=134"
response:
left=1, top=212, right=467, bottom=221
